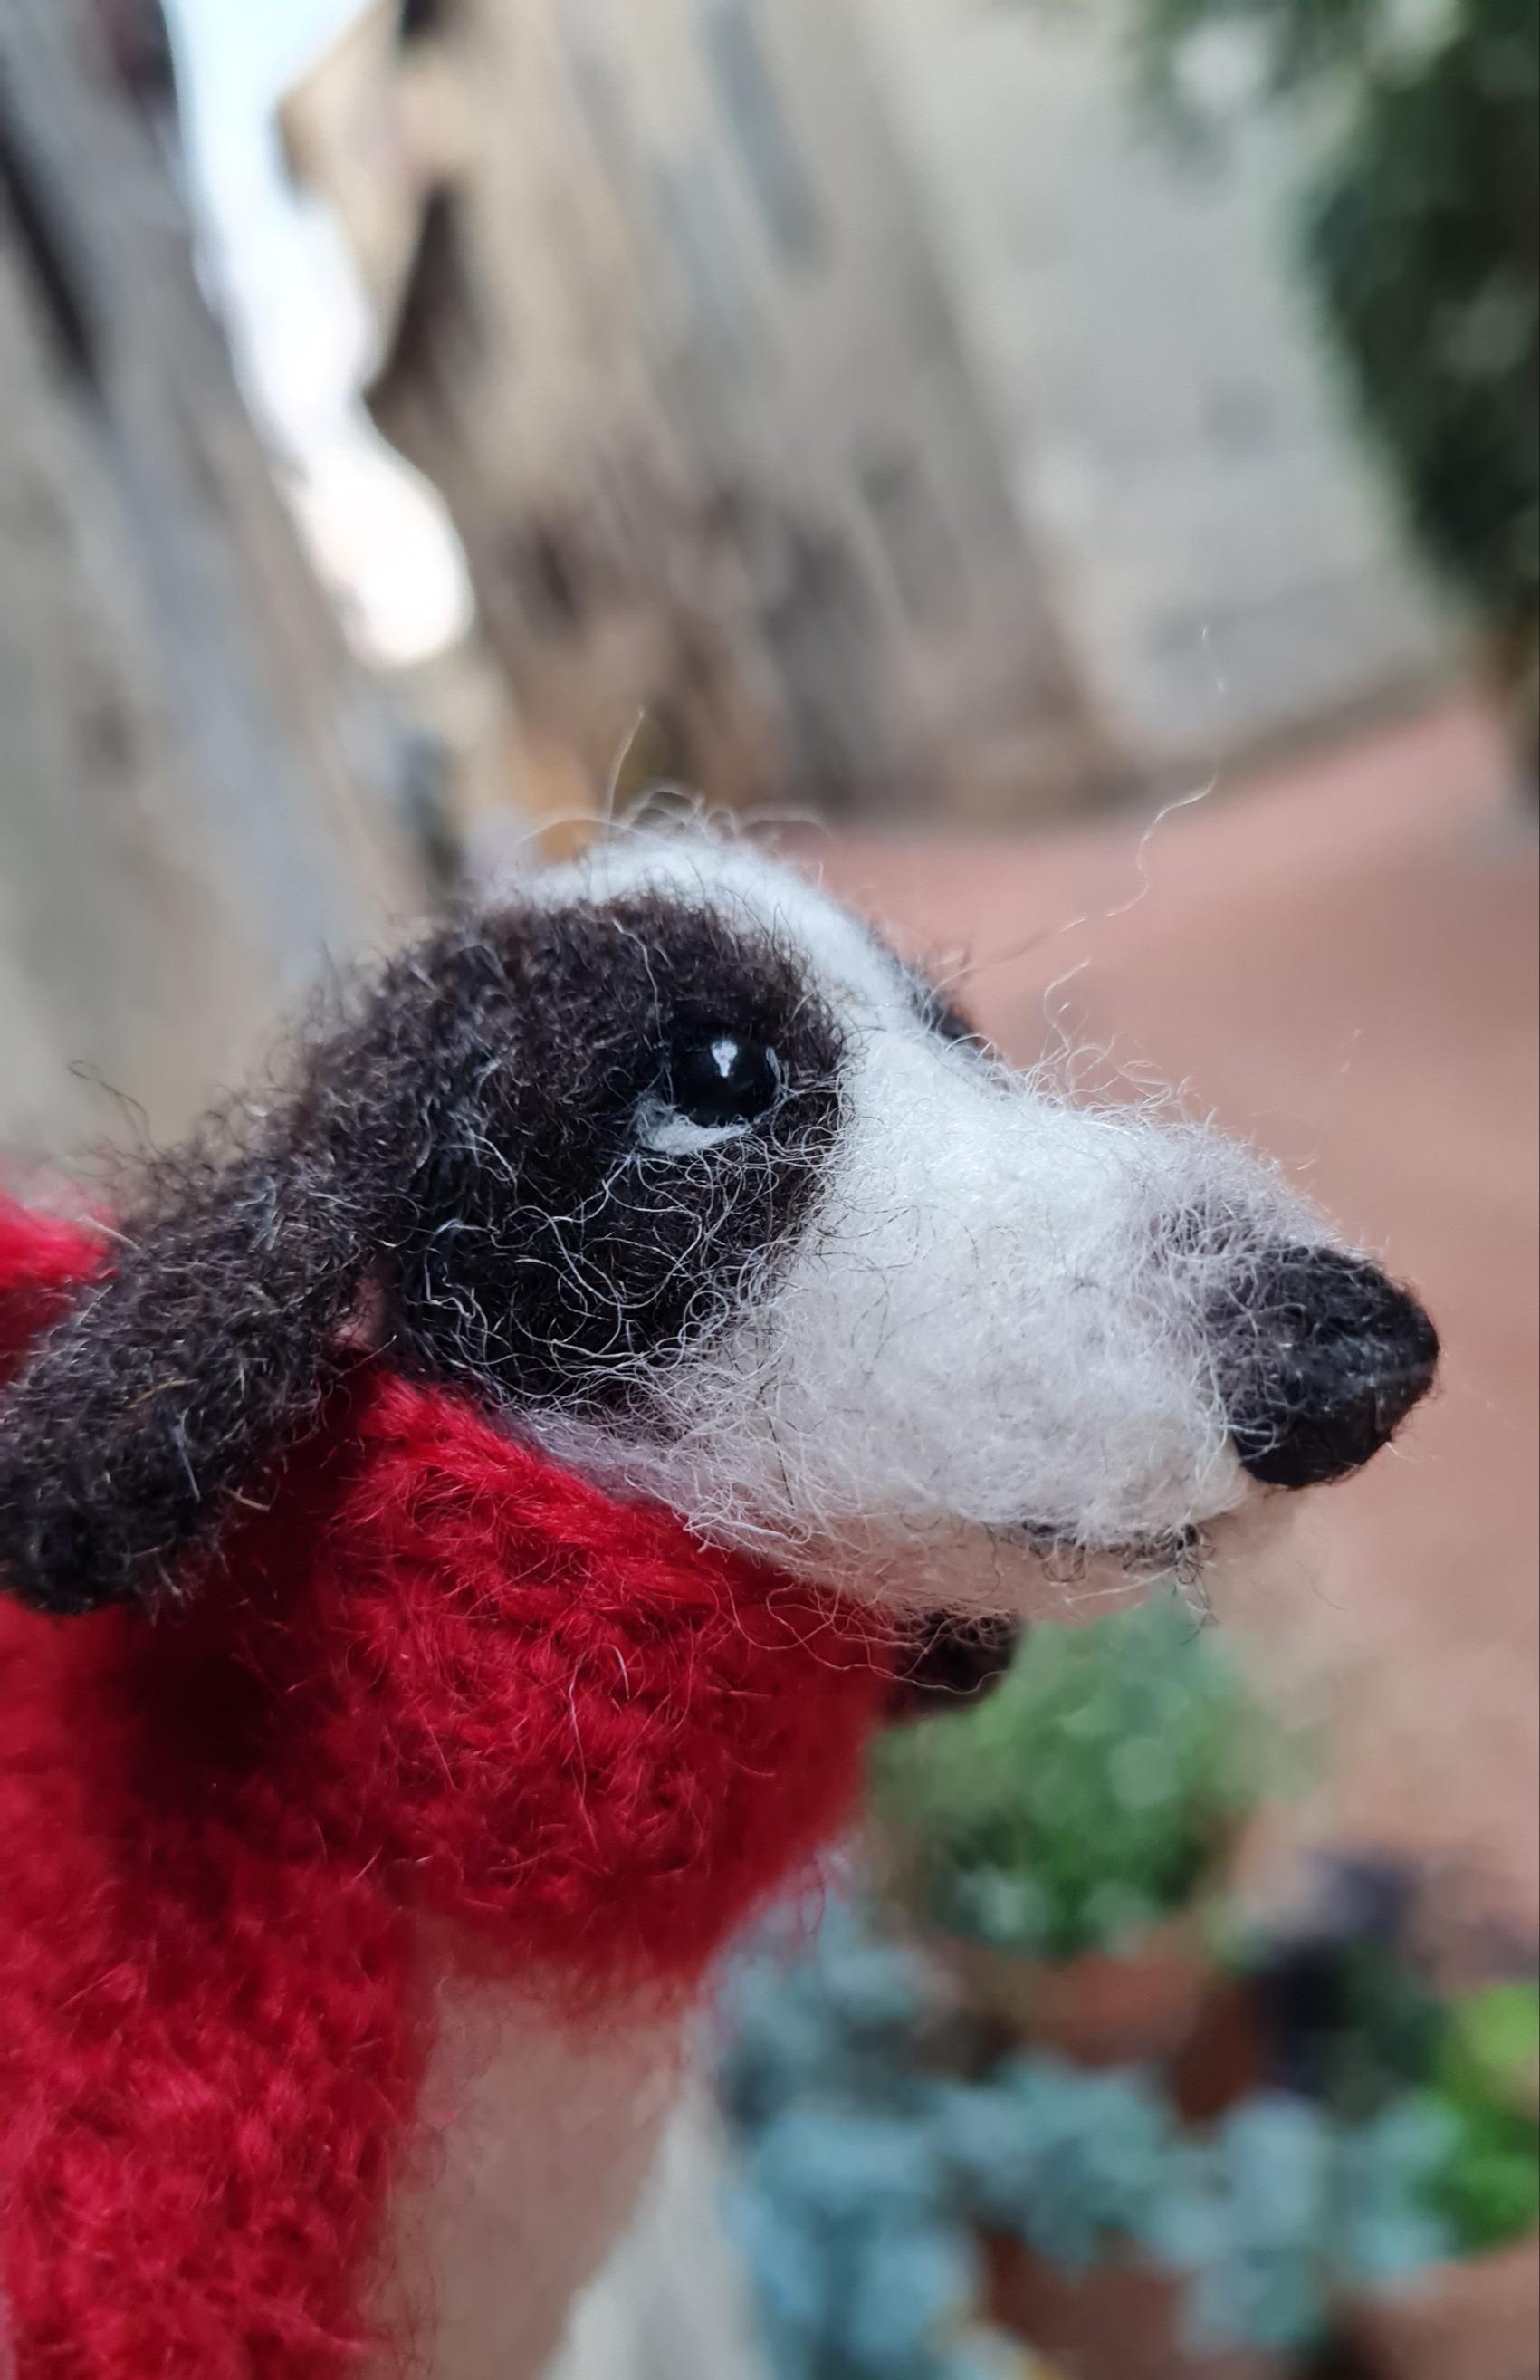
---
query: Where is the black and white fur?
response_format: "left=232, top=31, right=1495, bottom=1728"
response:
left=0, top=824, right=1440, bottom=2380
left=0, top=826, right=1437, bottom=1628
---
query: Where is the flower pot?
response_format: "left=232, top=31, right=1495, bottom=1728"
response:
left=1168, top=1973, right=1267, bottom=2122
left=982, top=2235, right=1287, bottom=2380
left=1338, top=2234, right=1539, bottom=2380
left=934, top=1910, right=1220, bottom=2068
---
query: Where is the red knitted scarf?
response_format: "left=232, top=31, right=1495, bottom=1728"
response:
left=0, top=1201, right=890, bottom=2377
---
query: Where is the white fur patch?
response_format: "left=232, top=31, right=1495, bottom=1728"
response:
left=526, top=828, right=1325, bottom=1620
left=372, top=1980, right=684, bottom=2380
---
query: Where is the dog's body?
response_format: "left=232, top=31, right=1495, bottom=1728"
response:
left=0, top=832, right=1437, bottom=2376
left=0, top=1290, right=887, bottom=2377
left=373, top=1986, right=682, bottom=2380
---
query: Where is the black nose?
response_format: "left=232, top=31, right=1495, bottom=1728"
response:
left=1223, top=1247, right=1439, bottom=1491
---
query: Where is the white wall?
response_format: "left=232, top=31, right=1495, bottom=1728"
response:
left=853, top=0, right=1449, bottom=765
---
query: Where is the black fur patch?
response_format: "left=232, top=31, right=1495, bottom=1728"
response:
left=0, top=896, right=843, bottom=1613
left=382, top=897, right=845, bottom=1407
left=887, top=1613, right=1022, bottom=1719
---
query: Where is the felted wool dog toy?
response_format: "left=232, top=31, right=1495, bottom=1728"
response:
left=0, top=830, right=1438, bottom=2380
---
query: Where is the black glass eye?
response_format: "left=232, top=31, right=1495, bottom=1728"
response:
left=665, top=1032, right=780, bottom=1127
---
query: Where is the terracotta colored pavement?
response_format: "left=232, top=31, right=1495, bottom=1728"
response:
left=811, top=702, right=1539, bottom=1936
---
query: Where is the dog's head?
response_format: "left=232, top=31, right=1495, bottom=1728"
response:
left=0, top=830, right=1437, bottom=1619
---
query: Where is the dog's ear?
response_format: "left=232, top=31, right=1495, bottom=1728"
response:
left=0, top=1126, right=382, bottom=1614
left=0, top=927, right=508, bottom=1617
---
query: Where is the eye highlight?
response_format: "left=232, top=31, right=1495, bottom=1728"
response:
left=634, top=1030, right=783, bottom=1156
left=666, top=1032, right=780, bottom=1127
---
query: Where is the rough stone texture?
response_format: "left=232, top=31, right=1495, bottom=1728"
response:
left=0, top=0, right=417, bottom=1166
left=286, top=0, right=1446, bottom=828
left=854, top=0, right=1450, bottom=763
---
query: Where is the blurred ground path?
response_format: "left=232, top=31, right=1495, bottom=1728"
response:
left=813, top=701, right=1539, bottom=1937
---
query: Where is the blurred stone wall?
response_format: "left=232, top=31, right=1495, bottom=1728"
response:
left=285, top=0, right=1450, bottom=833
left=854, top=0, right=1450, bottom=769
left=283, top=0, right=1116, bottom=829
left=0, top=0, right=420, bottom=1168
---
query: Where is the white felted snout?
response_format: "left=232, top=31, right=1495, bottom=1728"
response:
left=561, top=1032, right=1317, bottom=1617
left=736, top=1031, right=1257, bottom=1544
left=527, top=829, right=1330, bottom=1621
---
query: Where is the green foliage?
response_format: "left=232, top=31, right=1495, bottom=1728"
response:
left=1317, top=1933, right=1449, bottom=2123
left=719, top=1902, right=1056, bottom=2378
left=719, top=1892, right=1464, bottom=2369
left=1424, top=2092, right=1540, bottom=2253
left=1138, top=0, right=1393, bottom=97
left=1242, top=1888, right=1539, bottom=2257
left=1279, top=1953, right=1540, bottom=2256
left=1306, top=0, right=1538, bottom=644
left=1330, top=2096, right=1463, bottom=2289
left=1133, top=0, right=1539, bottom=664
left=1421, top=1982, right=1540, bottom=2253
left=734, top=2108, right=988, bottom=2380
left=1160, top=2092, right=1440, bottom=2350
left=1437, top=1980, right=1540, bottom=2121
left=869, top=1592, right=1277, bottom=1961
left=934, top=2055, right=1182, bottom=2270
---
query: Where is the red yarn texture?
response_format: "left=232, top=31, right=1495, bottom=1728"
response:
left=0, top=1201, right=891, bottom=2377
